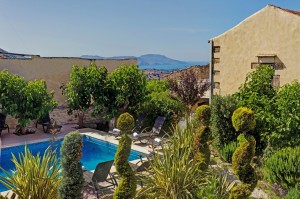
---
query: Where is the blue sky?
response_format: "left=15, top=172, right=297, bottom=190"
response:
left=0, top=1, right=299, bottom=61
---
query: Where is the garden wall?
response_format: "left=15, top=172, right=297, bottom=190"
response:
left=5, top=107, right=105, bottom=130
left=0, top=55, right=137, bottom=129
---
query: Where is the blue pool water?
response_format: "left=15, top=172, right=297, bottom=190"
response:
left=0, top=135, right=141, bottom=192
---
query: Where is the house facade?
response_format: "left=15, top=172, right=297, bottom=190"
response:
left=209, top=4, right=300, bottom=97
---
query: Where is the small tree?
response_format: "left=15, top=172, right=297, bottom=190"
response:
left=113, top=113, right=136, bottom=199
left=235, top=65, right=276, bottom=154
left=139, top=80, right=186, bottom=125
left=0, top=70, right=26, bottom=115
left=63, top=63, right=107, bottom=128
left=272, top=81, right=300, bottom=149
left=105, top=64, right=147, bottom=119
left=0, top=70, right=57, bottom=134
left=14, top=80, right=57, bottom=134
left=168, top=69, right=210, bottom=111
left=58, top=131, right=84, bottom=199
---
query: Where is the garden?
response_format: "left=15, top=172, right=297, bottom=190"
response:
left=0, top=64, right=299, bottom=198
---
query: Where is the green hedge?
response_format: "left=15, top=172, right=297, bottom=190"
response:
left=264, top=147, right=300, bottom=189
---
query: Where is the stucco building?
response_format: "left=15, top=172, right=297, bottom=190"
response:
left=209, top=4, right=300, bottom=97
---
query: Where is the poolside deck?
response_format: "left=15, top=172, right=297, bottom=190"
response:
left=0, top=125, right=152, bottom=199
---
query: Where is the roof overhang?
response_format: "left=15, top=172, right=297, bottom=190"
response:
left=256, top=54, right=277, bottom=57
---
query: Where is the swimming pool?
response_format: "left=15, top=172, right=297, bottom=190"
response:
left=0, top=135, right=141, bottom=192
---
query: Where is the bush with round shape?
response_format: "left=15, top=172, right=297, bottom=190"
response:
left=58, top=131, right=84, bottom=199
left=264, top=146, right=300, bottom=189
left=117, top=112, right=135, bottom=133
left=232, top=107, right=255, bottom=133
left=195, top=105, right=211, bottom=126
left=230, top=107, right=257, bottom=199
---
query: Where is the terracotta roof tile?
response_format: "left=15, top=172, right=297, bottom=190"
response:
left=269, top=4, right=300, bottom=16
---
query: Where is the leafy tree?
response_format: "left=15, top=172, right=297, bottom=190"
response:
left=0, top=146, right=61, bottom=199
left=104, top=64, right=147, bottom=119
left=0, top=70, right=26, bottom=115
left=272, top=81, right=300, bottom=149
left=63, top=63, right=107, bottom=128
left=14, top=80, right=57, bottom=134
left=58, top=131, right=84, bottom=199
left=0, top=70, right=57, bottom=134
left=139, top=80, right=186, bottom=125
left=234, top=65, right=276, bottom=154
left=168, top=69, right=210, bottom=111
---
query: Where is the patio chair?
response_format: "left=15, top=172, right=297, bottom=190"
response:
left=130, top=160, right=151, bottom=187
left=0, top=113, right=9, bottom=135
left=35, top=112, right=51, bottom=133
left=132, top=116, right=166, bottom=144
left=84, top=160, right=118, bottom=195
left=111, top=114, right=147, bottom=138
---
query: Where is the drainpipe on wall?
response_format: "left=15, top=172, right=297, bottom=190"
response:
left=208, top=39, right=214, bottom=104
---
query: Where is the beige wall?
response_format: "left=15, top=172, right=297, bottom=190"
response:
left=0, top=56, right=137, bottom=105
left=211, top=5, right=300, bottom=95
left=0, top=56, right=137, bottom=128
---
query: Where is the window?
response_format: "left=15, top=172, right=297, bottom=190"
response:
left=213, top=58, right=220, bottom=64
left=214, top=70, right=220, bottom=75
left=214, top=82, right=220, bottom=89
left=255, top=54, right=284, bottom=70
left=213, top=46, right=220, bottom=53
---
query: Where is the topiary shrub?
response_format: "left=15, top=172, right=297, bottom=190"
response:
left=217, top=141, right=238, bottom=163
left=114, top=113, right=137, bottom=199
left=264, top=146, right=300, bottom=189
left=232, top=107, right=256, bottom=133
left=194, top=126, right=211, bottom=171
left=195, top=105, right=211, bottom=126
left=117, top=112, right=135, bottom=133
left=193, top=105, right=211, bottom=171
left=58, top=131, right=84, bottom=199
left=230, top=107, right=257, bottom=199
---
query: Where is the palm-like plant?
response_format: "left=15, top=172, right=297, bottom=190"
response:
left=136, top=120, right=207, bottom=199
left=0, top=146, right=61, bottom=199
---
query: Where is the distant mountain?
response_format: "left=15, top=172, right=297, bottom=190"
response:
left=81, top=55, right=105, bottom=59
left=138, top=54, right=187, bottom=66
left=80, top=54, right=189, bottom=66
left=0, top=48, right=8, bottom=53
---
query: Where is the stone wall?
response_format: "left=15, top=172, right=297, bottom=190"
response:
left=5, top=107, right=105, bottom=130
